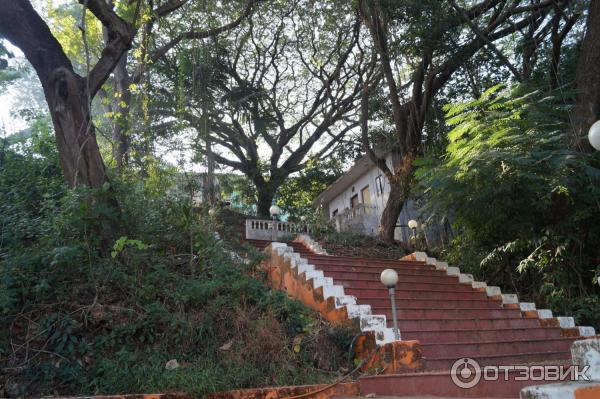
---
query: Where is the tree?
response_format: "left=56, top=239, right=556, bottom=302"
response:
left=357, top=0, right=563, bottom=242
left=151, top=0, right=373, bottom=217
left=101, top=0, right=256, bottom=172
left=571, top=0, right=600, bottom=151
left=0, top=0, right=137, bottom=188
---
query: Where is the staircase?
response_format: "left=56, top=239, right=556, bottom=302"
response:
left=246, top=238, right=594, bottom=398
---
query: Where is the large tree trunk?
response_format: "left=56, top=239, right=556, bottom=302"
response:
left=378, top=153, right=415, bottom=243
left=379, top=181, right=406, bottom=243
left=46, top=68, right=109, bottom=187
left=0, top=0, right=135, bottom=187
left=571, top=0, right=600, bottom=151
left=111, top=53, right=131, bottom=172
left=256, top=183, right=277, bottom=218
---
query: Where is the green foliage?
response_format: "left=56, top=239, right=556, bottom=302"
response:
left=110, top=236, right=149, bottom=258
left=416, top=84, right=600, bottom=327
left=276, top=158, right=343, bottom=220
left=0, top=135, right=351, bottom=397
left=0, top=42, right=19, bottom=90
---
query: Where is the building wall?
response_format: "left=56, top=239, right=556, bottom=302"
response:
left=325, top=156, right=450, bottom=244
left=327, top=156, right=394, bottom=237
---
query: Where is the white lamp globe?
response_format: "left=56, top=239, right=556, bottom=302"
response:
left=269, top=205, right=281, bottom=217
left=589, top=120, right=600, bottom=151
left=208, top=208, right=216, bottom=216
left=408, top=219, right=418, bottom=229
left=300, top=215, right=306, bottom=222
left=380, top=269, right=399, bottom=288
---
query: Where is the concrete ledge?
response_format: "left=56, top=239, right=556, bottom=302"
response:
left=208, top=382, right=359, bottom=399
left=264, top=243, right=396, bottom=345
left=294, top=234, right=329, bottom=255
left=485, top=286, right=502, bottom=297
left=459, top=273, right=474, bottom=284
left=56, top=394, right=192, bottom=399
left=572, top=338, right=600, bottom=381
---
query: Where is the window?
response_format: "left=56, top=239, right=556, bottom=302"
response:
left=350, top=194, right=359, bottom=208
left=332, top=209, right=338, bottom=217
left=361, top=185, right=372, bottom=205
left=375, top=175, right=384, bottom=196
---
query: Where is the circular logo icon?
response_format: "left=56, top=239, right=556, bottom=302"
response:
left=451, top=357, right=482, bottom=389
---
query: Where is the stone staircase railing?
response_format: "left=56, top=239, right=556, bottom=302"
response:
left=245, top=219, right=309, bottom=241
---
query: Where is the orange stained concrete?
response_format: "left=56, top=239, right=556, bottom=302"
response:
left=263, top=244, right=424, bottom=376
left=207, top=382, right=359, bottom=399
left=56, top=394, right=191, bottom=399
left=354, top=336, right=424, bottom=374
left=264, top=245, right=352, bottom=324
left=575, top=385, right=600, bottom=399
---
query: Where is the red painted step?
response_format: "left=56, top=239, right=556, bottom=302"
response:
left=360, top=297, right=504, bottom=309
left=322, top=270, right=460, bottom=283
left=306, top=259, right=433, bottom=271
left=419, top=337, right=574, bottom=358
left=401, top=327, right=563, bottom=343
left=424, top=350, right=572, bottom=370
left=396, top=317, right=543, bottom=331
left=372, top=307, right=522, bottom=320
left=344, top=287, right=489, bottom=301
left=358, top=369, right=562, bottom=398
left=246, top=236, right=578, bottom=398
left=338, top=279, right=476, bottom=291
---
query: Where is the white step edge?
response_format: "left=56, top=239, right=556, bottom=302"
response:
left=322, top=284, right=345, bottom=299
left=334, top=295, right=357, bottom=309
left=485, top=286, right=501, bottom=296
left=519, top=302, right=536, bottom=311
left=537, top=309, right=554, bottom=319
left=435, top=261, right=448, bottom=271
left=360, top=314, right=387, bottom=331
left=501, top=294, right=519, bottom=305
left=578, top=326, right=596, bottom=337
left=556, top=316, right=575, bottom=328
left=346, top=304, right=371, bottom=318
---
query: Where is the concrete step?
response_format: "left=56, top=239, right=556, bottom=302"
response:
left=360, top=297, right=504, bottom=309
left=304, top=256, right=432, bottom=269
left=344, top=287, right=489, bottom=301
left=420, top=337, right=575, bottom=358
left=424, top=350, right=572, bottom=370
left=396, top=317, right=542, bottom=331
left=317, top=263, right=450, bottom=276
left=358, top=369, right=562, bottom=398
left=401, top=327, right=564, bottom=343
left=323, top=270, right=460, bottom=284
left=372, top=307, right=522, bottom=320
left=337, top=279, right=475, bottom=291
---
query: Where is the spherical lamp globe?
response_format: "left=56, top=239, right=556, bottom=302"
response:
left=589, top=120, right=600, bottom=151
left=380, top=269, right=399, bottom=288
left=269, top=205, right=281, bottom=217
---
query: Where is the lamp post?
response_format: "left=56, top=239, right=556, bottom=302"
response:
left=269, top=205, right=281, bottom=241
left=589, top=120, right=600, bottom=151
left=408, top=219, right=418, bottom=246
left=380, top=268, right=400, bottom=340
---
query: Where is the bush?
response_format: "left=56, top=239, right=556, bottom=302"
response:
left=0, top=135, right=352, bottom=397
left=416, top=84, right=600, bottom=328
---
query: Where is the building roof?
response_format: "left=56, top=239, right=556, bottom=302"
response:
left=313, top=155, right=375, bottom=207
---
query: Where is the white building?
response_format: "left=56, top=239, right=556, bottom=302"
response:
left=313, top=153, right=448, bottom=244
